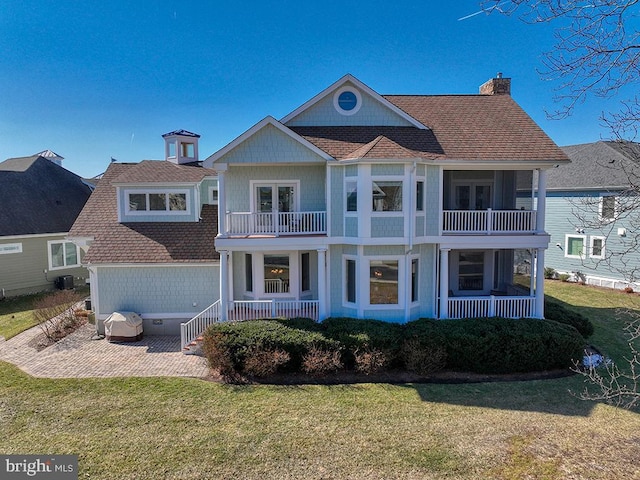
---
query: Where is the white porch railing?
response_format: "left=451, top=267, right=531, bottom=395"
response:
left=180, top=299, right=319, bottom=351
left=443, top=209, right=536, bottom=234
left=229, top=300, right=319, bottom=321
left=226, top=211, right=327, bottom=236
left=447, top=296, right=535, bottom=319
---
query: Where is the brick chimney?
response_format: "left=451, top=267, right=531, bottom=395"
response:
left=479, top=72, right=511, bottom=95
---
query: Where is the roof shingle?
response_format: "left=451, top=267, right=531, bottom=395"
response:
left=69, top=163, right=219, bottom=264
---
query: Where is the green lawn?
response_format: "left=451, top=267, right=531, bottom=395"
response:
left=1, top=281, right=639, bottom=479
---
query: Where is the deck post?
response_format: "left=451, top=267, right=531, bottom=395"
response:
left=317, top=248, right=327, bottom=321
left=536, top=169, right=547, bottom=234
left=439, top=248, right=450, bottom=319
left=535, top=247, right=545, bottom=318
left=219, top=250, right=229, bottom=321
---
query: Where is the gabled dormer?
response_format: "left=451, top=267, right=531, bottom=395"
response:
left=163, top=130, right=200, bottom=165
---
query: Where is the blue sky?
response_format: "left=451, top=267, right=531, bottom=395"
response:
left=0, top=1, right=624, bottom=178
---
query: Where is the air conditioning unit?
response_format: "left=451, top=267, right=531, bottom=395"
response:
left=55, top=275, right=74, bottom=290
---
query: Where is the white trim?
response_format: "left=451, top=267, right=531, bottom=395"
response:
left=371, top=177, right=404, bottom=214
left=343, top=255, right=358, bottom=307
left=0, top=232, right=69, bottom=241
left=204, top=116, right=334, bottom=166
left=280, top=74, right=428, bottom=129
left=333, top=86, right=362, bottom=116
left=89, top=262, right=220, bottom=268
left=589, top=235, right=606, bottom=259
left=208, top=180, right=219, bottom=205
left=124, top=188, right=191, bottom=216
left=249, top=180, right=300, bottom=214
left=564, top=234, right=586, bottom=259
left=366, top=256, right=404, bottom=309
left=47, top=239, right=81, bottom=271
left=599, top=194, right=618, bottom=222
left=0, top=243, right=22, bottom=254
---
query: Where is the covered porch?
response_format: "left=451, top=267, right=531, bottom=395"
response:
left=438, top=245, right=546, bottom=320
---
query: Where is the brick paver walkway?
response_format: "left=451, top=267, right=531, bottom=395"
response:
left=0, top=323, right=209, bottom=378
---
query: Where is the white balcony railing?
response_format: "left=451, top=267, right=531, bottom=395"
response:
left=447, top=296, right=535, bottom=319
left=180, top=299, right=320, bottom=352
left=443, top=209, right=536, bottom=234
left=225, top=211, right=327, bottom=236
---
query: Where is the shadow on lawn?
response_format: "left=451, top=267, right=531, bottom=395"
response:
left=402, top=375, right=596, bottom=417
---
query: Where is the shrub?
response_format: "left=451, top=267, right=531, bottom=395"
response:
left=32, top=289, right=84, bottom=343
left=243, top=346, right=290, bottom=377
left=558, top=273, right=571, bottom=282
left=544, top=299, right=594, bottom=338
left=302, top=346, right=343, bottom=375
left=202, top=319, right=339, bottom=377
left=624, top=286, right=634, bottom=294
left=544, top=267, right=556, bottom=279
left=354, top=348, right=390, bottom=375
left=321, top=317, right=404, bottom=369
left=400, top=337, right=447, bottom=376
left=405, top=317, right=584, bottom=374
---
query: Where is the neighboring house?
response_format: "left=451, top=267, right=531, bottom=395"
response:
left=545, top=141, right=640, bottom=289
left=0, top=154, right=93, bottom=297
left=68, top=74, right=569, bottom=349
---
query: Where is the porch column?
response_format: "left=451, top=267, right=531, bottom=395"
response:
left=534, top=248, right=545, bottom=319
left=317, top=248, right=327, bottom=321
left=439, top=248, right=450, bottom=319
left=219, top=250, right=229, bottom=321
left=217, top=169, right=227, bottom=236
left=536, top=169, right=547, bottom=234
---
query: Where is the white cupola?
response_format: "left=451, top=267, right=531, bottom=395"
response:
left=162, top=130, right=200, bottom=165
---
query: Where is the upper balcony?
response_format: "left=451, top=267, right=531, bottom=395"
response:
left=443, top=208, right=536, bottom=235
left=442, top=169, right=538, bottom=235
left=224, top=211, right=327, bottom=237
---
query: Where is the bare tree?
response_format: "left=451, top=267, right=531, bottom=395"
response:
left=481, top=0, right=640, bottom=409
left=573, top=309, right=640, bottom=410
left=481, top=0, right=640, bottom=138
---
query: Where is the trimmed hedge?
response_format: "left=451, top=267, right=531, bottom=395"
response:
left=544, top=299, right=594, bottom=338
left=404, top=317, right=585, bottom=374
left=202, top=319, right=339, bottom=376
left=321, top=317, right=404, bottom=369
left=203, top=316, right=585, bottom=379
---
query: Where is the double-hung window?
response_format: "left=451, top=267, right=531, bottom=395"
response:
left=590, top=236, right=605, bottom=259
left=600, top=195, right=617, bottom=222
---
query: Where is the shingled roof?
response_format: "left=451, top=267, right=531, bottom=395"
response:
left=383, top=95, right=569, bottom=162
left=548, top=141, right=640, bottom=190
left=0, top=155, right=92, bottom=236
left=69, top=163, right=219, bottom=264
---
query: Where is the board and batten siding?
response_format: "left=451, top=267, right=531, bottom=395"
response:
left=0, top=234, right=87, bottom=297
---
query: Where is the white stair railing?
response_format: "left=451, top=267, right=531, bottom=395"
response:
left=180, top=300, right=221, bottom=351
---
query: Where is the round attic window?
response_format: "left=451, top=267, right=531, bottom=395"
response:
left=333, top=87, right=362, bottom=115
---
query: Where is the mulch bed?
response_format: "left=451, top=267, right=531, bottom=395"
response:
left=28, top=314, right=88, bottom=352
left=205, top=368, right=575, bottom=385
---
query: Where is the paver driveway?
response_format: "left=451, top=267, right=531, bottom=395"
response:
left=0, top=323, right=209, bottom=378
